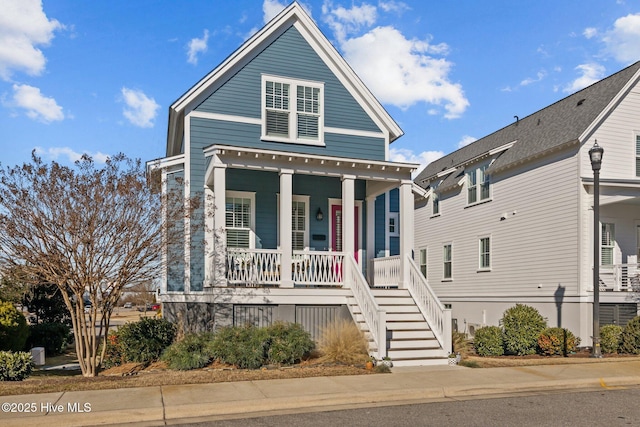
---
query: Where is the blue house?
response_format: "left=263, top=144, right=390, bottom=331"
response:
left=149, top=2, right=450, bottom=365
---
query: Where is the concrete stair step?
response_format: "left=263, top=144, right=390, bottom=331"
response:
left=389, top=339, right=440, bottom=350
left=387, top=348, right=445, bottom=359
left=390, top=329, right=435, bottom=340
left=386, top=321, right=431, bottom=330
left=391, top=358, right=449, bottom=367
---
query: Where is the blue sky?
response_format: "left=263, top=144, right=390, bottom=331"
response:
left=1, top=0, right=639, bottom=174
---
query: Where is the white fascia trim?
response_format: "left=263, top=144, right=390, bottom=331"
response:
left=436, top=167, right=457, bottom=178
left=146, top=153, right=185, bottom=174
left=581, top=177, right=640, bottom=189
left=189, top=110, right=261, bottom=126
left=412, top=183, right=428, bottom=198
left=579, top=67, right=640, bottom=143
left=489, top=140, right=517, bottom=156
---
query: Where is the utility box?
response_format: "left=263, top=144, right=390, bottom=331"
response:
left=31, top=347, right=45, bottom=366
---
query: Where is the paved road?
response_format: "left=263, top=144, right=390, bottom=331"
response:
left=182, top=387, right=640, bottom=426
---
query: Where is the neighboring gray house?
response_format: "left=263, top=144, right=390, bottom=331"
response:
left=149, top=2, right=451, bottom=365
left=414, top=61, right=640, bottom=345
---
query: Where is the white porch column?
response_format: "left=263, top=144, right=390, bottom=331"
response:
left=342, top=175, right=356, bottom=258
left=212, top=165, right=227, bottom=287
left=399, top=180, right=414, bottom=289
left=280, top=169, right=294, bottom=288
left=366, top=195, right=376, bottom=282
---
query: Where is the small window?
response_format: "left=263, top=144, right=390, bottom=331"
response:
left=419, top=248, right=427, bottom=277
left=262, top=75, right=324, bottom=145
left=388, top=213, right=399, bottom=237
left=292, top=200, right=307, bottom=250
left=601, top=223, right=615, bottom=265
left=479, top=237, right=491, bottom=270
left=432, top=191, right=440, bottom=215
left=443, top=244, right=452, bottom=279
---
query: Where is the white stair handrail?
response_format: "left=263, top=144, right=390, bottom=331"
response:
left=406, top=255, right=451, bottom=354
left=345, top=255, right=386, bottom=359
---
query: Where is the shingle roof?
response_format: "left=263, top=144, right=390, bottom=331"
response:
left=416, top=61, right=640, bottom=187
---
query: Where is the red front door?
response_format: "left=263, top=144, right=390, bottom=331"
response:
left=331, top=205, right=359, bottom=261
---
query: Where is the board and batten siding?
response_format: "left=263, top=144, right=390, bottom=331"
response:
left=414, top=147, right=580, bottom=299
left=578, top=79, right=640, bottom=180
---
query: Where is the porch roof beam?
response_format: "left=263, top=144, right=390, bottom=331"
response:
left=203, top=144, right=417, bottom=182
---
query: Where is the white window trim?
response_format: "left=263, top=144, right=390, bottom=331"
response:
left=443, top=242, right=453, bottom=281
left=388, top=212, right=400, bottom=237
left=261, top=74, right=325, bottom=147
left=465, top=163, right=492, bottom=207
left=277, top=194, right=310, bottom=251
left=225, top=190, right=256, bottom=249
left=478, top=235, right=491, bottom=272
left=419, top=247, right=428, bottom=278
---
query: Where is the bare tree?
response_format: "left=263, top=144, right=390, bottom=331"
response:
left=0, top=152, right=194, bottom=377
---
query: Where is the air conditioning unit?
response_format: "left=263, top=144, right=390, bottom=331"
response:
left=466, top=322, right=483, bottom=339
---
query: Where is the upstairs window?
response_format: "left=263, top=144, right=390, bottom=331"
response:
left=467, top=164, right=490, bottom=205
left=262, top=75, right=323, bottom=145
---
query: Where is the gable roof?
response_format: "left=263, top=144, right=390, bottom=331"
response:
left=416, top=61, right=640, bottom=187
left=166, top=1, right=403, bottom=156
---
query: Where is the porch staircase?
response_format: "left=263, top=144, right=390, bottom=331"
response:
left=349, top=288, right=448, bottom=367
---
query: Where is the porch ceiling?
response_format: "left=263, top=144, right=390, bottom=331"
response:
left=203, top=144, right=418, bottom=185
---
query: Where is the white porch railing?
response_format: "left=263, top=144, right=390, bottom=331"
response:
left=345, top=254, right=386, bottom=359
left=407, top=256, right=451, bottom=354
left=599, top=264, right=640, bottom=292
left=226, top=248, right=282, bottom=286
left=371, top=255, right=400, bottom=287
left=292, top=251, right=345, bottom=287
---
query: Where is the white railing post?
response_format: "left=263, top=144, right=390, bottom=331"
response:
left=372, top=255, right=400, bottom=287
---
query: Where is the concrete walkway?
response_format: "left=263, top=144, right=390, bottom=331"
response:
left=2, top=360, right=640, bottom=426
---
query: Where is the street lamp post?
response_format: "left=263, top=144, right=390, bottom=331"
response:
left=589, top=141, right=604, bottom=358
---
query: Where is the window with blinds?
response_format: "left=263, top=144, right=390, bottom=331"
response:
left=226, top=196, right=252, bottom=248
left=636, top=135, right=640, bottom=177
left=419, top=248, right=427, bottom=277
left=292, top=200, right=306, bottom=250
left=262, top=76, right=323, bottom=145
left=479, top=237, right=490, bottom=270
left=443, top=244, right=452, bottom=279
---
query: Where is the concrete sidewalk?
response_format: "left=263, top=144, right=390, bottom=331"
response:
left=2, top=360, right=640, bottom=426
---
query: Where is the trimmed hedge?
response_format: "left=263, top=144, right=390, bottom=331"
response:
left=102, top=317, right=176, bottom=368
left=620, top=316, right=640, bottom=354
left=27, top=322, right=71, bottom=355
left=473, top=326, right=504, bottom=356
left=501, top=304, right=547, bottom=355
left=0, top=351, right=34, bottom=381
left=161, top=333, right=216, bottom=370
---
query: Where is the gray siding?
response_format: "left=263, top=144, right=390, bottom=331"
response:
left=191, top=118, right=385, bottom=161
left=167, top=170, right=185, bottom=292
left=196, top=25, right=380, bottom=134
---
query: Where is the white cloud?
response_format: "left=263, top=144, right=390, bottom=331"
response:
left=120, top=87, right=159, bottom=128
left=389, top=147, right=444, bottom=177
left=35, top=146, right=110, bottom=164
left=323, top=2, right=377, bottom=42
left=601, top=13, right=640, bottom=63
left=583, top=27, right=598, bottom=39
left=520, top=70, right=547, bottom=86
left=263, top=0, right=289, bottom=23
left=563, top=63, right=605, bottom=93
left=0, top=0, right=63, bottom=80
left=340, top=26, right=468, bottom=118
left=378, top=1, right=410, bottom=14
left=457, top=135, right=476, bottom=149
left=186, top=29, right=209, bottom=65
left=9, top=83, right=63, bottom=123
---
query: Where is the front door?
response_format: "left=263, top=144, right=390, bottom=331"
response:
left=331, top=205, right=359, bottom=261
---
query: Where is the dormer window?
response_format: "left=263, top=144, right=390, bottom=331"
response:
left=262, top=75, right=324, bottom=146
left=466, top=164, right=490, bottom=205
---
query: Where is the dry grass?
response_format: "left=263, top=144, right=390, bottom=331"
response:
left=463, top=350, right=640, bottom=368
left=317, top=319, right=370, bottom=365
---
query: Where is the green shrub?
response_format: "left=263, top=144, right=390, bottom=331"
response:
left=27, top=322, right=71, bottom=356
left=501, top=304, right=547, bottom=355
left=600, top=324, right=623, bottom=354
left=0, top=351, right=34, bottom=381
left=537, top=327, right=579, bottom=356
left=0, top=301, right=29, bottom=352
left=620, top=316, right=640, bottom=354
left=210, top=325, right=269, bottom=369
left=103, top=317, right=176, bottom=367
left=473, top=326, right=504, bottom=356
left=265, top=322, right=315, bottom=365
left=161, top=332, right=216, bottom=370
